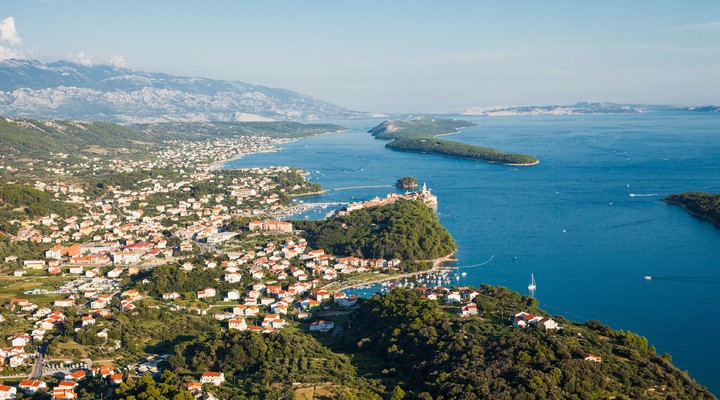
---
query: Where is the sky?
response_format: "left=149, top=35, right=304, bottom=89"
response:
left=1, top=0, right=719, bottom=113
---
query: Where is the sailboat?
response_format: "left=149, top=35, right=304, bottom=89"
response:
left=528, top=273, right=536, bottom=291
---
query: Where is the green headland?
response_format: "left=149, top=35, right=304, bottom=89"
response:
left=369, top=117, right=540, bottom=166
left=663, top=192, right=720, bottom=228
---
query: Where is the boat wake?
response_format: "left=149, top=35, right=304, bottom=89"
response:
left=456, top=254, right=495, bottom=269
left=646, top=276, right=720, bottom=285
left=629, top=193, right=661, bottom=197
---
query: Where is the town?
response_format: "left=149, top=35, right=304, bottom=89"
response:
left=0, top=129, right=491, bottom=399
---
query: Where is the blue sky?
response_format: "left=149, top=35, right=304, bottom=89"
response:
left=1, top=0, right=719, bottom=113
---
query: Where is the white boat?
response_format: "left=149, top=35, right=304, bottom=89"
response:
left=461, top=272, right=467, bottom=277
left=644, top=276, right=652, bottom=280
left=528, top=273, right=536, bottom=291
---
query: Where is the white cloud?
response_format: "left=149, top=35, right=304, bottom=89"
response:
left=101, top=54, right=126, bottom=68
left=0, top=45, right=22, bottom=61
left=65, top=51, right=93, bottom=66
left=65, top=52, right=128, bottom=68
left=669, top=21, right=720, bottom=33
left=0, top=16, right=22, bottom=46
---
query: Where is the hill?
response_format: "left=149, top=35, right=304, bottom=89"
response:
left=369, top=117, right=539, bottom=166
left=294, top=199, right=456, bottom=262
left=460, top=101, right=720, bottom=116
left=337, top=288, right=715, bottom=399
left=663, top=192, right=720, bottom=227
left=0, top=58, right=368, bottom=122
left=0, top=115, right=346, bottom=160
left=131, top=120, right=345, bottom=141
left=0, top=182, right=81, bottom=234
left=100, top=287, right=715, bottom=399
left=0, top=116, right=151, bottom=156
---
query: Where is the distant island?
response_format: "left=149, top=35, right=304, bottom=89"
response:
left=461, top=101, right=720, bottom=116
left=369, top=117, right=539, bottom=166
left=663, top=192, right=720, bottom=228
left=395, top=176, right=418, bottom=189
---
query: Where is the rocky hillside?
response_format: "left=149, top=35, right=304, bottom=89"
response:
left=0, top=58, right=367, bottom=122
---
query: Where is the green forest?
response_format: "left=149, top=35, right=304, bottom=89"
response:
left=663, top=192, right=720, bottom=227
left=0, top=117, right=151, bottom=156
left=395, top=176, right=418, bottom=188
left=368, top=117, right=539, bottom=165
left=387, top=137, right=539, bottom=165
left=0, top=183, right=80, bottom=234
left=294, top=200, right=456, bottom=262
left=337, top=288, right=714, bottom=400
left=71, top=286, right=714, bottom=399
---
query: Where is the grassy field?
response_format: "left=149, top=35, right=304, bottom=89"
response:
left=295, top=384, right=345, bottom=400
left=0, top=275, right=75, bottom=304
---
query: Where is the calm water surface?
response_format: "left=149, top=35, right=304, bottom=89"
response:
left=231, top=113, right=720, bottom=393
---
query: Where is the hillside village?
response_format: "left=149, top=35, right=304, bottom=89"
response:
left=0, top=127, right=492, bottom=399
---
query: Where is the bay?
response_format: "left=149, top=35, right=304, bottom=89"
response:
left=230, top=113, right=720, bottom=393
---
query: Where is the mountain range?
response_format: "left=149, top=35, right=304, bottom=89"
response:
left=460, top=101, right=720, bottom=116
left=0, top=58, right=368, bottom=123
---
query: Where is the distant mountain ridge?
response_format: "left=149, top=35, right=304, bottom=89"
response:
left=461, top=101, right=720, bottom=116
left=0, top=58, right=368, bottom=123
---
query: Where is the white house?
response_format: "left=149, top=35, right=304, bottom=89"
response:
left=200, top=372, right=225, bottom=386
left=228, top=318, right=248, bottom=331
left=461, top=303, right=478, bottom=317
left=197, top=288, right=216, bottom=299
left=309, top=320, right=334, bottom=332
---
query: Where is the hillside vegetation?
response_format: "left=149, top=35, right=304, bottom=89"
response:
left=369, top=117, right=539, bottom=165
left=0, top=183, right=80, bottom=226
left=336, top=288, right=715, bottom=400
left=132, top=121, right=345, bottom=141
left=0, top=116, right=345, bottom=159
left=0, top=116, right=150, bottom=156
left=663, top=192, right=720, bottom=227
left=86, top=287, right=715, bottom=399
left=294, top=199, right=456, bottom=262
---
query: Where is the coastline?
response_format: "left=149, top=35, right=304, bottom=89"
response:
left=322, top=253, right=458, bottom=293
left=503, top=160, right=541, bottom=167
left=214, top=128, right=348, bottom=171
left=661, top=198, right=720, bottom=228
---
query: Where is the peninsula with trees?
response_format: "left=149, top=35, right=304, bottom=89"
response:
left=663, top=192, right=720, bottom=228
left=369, top=117, right=540, bottom=166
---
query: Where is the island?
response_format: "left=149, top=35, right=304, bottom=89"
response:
left=395, top=176, right=418, bottom=189
left=369, top=116, right=540, bottom=166
left=663, top=192, right=720, bottom=227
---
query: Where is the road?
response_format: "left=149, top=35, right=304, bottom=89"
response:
left=29, top=351, right=43, bottom=379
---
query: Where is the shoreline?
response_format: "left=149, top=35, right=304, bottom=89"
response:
left=661, top=198, right=720, bottom=228
left=214, top=129, right=348, bottom=171
left=503, top=160, right=541, bottom=167
left=323, top=253, right=458, bottom=292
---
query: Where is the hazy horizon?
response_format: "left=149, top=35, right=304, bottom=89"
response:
left=2, top=0, right=720, bottom=113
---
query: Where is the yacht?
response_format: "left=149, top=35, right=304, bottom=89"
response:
left=528, top=273, right=536, bottom=291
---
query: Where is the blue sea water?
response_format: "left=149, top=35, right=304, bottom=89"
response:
left=230, top=113, right=720, bottom=393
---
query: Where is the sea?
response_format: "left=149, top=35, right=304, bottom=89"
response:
left=229, top=113, right=720, bottom=393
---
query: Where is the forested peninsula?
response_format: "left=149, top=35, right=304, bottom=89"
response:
left=369, top=117, right=539, bottom=166
left=663, top=192, right=720, bottom=227
left=294, top=199, right=455, bottom=264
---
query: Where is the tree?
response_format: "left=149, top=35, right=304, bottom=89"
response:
left=390, top=385, right=406, bottom=400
